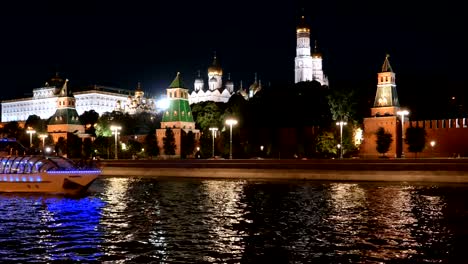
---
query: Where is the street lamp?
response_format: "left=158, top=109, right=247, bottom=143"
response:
left=336, top=121, right=347, bottom=159
left=225, top=119, right=238, bottom=159
left=397, top=110, right=410, bottom=158
left=110, top=125, right=121, bottom=160
left=26, top=128, right=36, bottom=148
left=39, top=134, right=48, bottom=149
left=430, top=140, right=436, bottom=157
left=209, top=127, right=218, bottom=158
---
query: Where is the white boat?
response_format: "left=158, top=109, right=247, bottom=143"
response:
left=0, top=155, right=100, bottom=195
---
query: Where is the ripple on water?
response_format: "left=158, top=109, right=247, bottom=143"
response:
left=0, top=179, right=467, bottom=263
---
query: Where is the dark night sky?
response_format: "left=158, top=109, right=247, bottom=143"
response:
left=1, top=0, right=466, bottom=118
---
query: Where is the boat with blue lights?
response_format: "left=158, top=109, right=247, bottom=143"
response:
left=0, top=155, right=101, bottom=195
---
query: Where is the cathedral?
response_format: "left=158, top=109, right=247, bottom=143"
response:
left=294, top=16, right=328, bottom=86
left=189, top=55, right=235, bottom=104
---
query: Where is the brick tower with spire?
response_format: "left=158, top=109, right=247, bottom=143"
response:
left=47, top=79, right=85, bottom=143
left=156, top=72, right=199, bottom=157
left=361, top=55, right=403, bottom=158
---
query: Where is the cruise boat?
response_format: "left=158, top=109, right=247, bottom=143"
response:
left=0, top=155, right=100, bottom=195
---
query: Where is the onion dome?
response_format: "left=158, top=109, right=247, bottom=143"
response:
left=296, top=15, right=310, bottom=33
left=208, top=55, right=223, bottom=76
left=195, top=70, right=204, bottom=84
left=225, top=73, right=233, bottom=86
left=48, top=72, right=65, bottom=88
left=135, top=82, right=144, bottom=97
left=312, top=40, right=322, bottom=58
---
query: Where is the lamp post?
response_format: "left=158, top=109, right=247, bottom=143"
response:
left=209, top=127, right=218, bottom=158
left=336, top=121, right=347, bottom=159
left=110, top=125, right=121, bottom=160
left=225, top=119, right=238, bottom=159
left=397, top=110, right=409, bottom=158
left=430, top=140, right=436, bottom=158
left=39, top=134, right=48, bottom=150
left=26, top=128, right=36, bottom=148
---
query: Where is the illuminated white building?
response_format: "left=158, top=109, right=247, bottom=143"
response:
left=189, top=55, right=235, bottom=104
left=294, top=16, right=329, bottom=86
left=114, top=82, right=156, bottom=115
left=1, top=74, right=155, bottom=122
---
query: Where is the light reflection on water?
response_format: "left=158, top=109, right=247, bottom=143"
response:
left=0, top=178, right=467, bottom=263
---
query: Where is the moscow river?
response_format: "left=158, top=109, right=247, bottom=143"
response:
left=0, top=177, right=467, bottom=263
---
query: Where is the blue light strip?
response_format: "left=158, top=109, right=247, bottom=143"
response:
left=0, top=175, right=42, bottom=182
left=47, top=170, right=101, bottom=174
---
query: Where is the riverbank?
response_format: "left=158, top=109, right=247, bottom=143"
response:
left=99, top=158, right=468, bottom=183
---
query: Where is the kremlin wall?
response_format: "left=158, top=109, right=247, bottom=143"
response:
left=1, top=15, right=468, bottom=159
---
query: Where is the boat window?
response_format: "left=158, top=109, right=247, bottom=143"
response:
left=0, top=157, right=8, bottom=172
left=10, top=157, right=24, bottom=174
left=33, top=161, right=44, bottom=173
left=26, top=157, right=42, bottom=173
left=3, top=160, right=11, bottom=174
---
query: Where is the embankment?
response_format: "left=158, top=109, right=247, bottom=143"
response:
left=99, top=158, right=468, bottom=183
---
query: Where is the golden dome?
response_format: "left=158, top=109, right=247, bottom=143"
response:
left=48, top=72, right=65, bottom=87
left=208, top=56, right=223, bottom=76
left=296, top=16, right=310, bottom=33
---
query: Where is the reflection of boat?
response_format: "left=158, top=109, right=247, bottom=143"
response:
left=0, top=155, right=100, bottom=195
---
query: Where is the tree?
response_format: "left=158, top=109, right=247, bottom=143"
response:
left=181, top=130, right=196, bottom=158
left=55, top=137, right=67, bottom=157
left=25, top=115, right=47, bottom=133
left=191, top=102, right=223, bottom=131
left=66, top=133, right=82, bottom=158
left=328, top=88, right=357, bottom=122
left=163, top=128, right=176, bottom=155
left=0, top=121, right=24, bottom=140
left=144, top=131, right=159, bottom=158
left=315, top=131, right=338, bottom=158
left=375, top=127, right=393, bottom=157
left=405, top=126, right=426, bottom=158
left=79, top=110, right=99, bottom=136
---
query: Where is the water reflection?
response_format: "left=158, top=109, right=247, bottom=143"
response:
left=0, top=178, right=467, bottom=263
left=0, top=194, right=104, bottom=262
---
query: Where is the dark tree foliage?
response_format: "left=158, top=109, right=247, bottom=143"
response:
left=79, top=110, right=99, bottom=136
left=82, top=137, right=93, bottom=159
left=66, top=132, right=82, bottom=158
left=25, top=115, right=47, bottom=133
left=405, top=126, right=426, bottom=158
left=181, top=130, right=196, bottom=158
left=0, top=121, right=24, bottom=140
left=126, top=140, right=143, bottom=156
left=55, top=137, right=67, bottom=157
left=144, top=131, right=159, bottom=158
left=199, top=131, right=212, bottom=158
left=133, top=112, right=159, bottom=135
left=375, top=127, right=393, bottom=156
left=92, top=136, right=111, bottom=159
left=163, top=128, right=176, bottom=155
left=191, top=101, right=224, bottom=132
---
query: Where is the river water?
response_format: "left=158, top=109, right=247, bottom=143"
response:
left=0, top=177, right=467, bottom=263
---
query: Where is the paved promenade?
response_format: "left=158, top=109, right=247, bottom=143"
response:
left=99, top=158, right=468, bottom=183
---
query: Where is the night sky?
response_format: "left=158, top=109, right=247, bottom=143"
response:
left=1, top=0, right=466, bottom=118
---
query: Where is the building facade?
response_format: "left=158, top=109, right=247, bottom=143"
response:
left=189, top=55, right=235, bottom=104
left=1, top=73, right=155, bottom=122
left=294, top=16, right=328, bottom=86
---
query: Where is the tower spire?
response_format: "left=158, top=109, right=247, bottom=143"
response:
left=381, top=54, right=393, bottom=72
